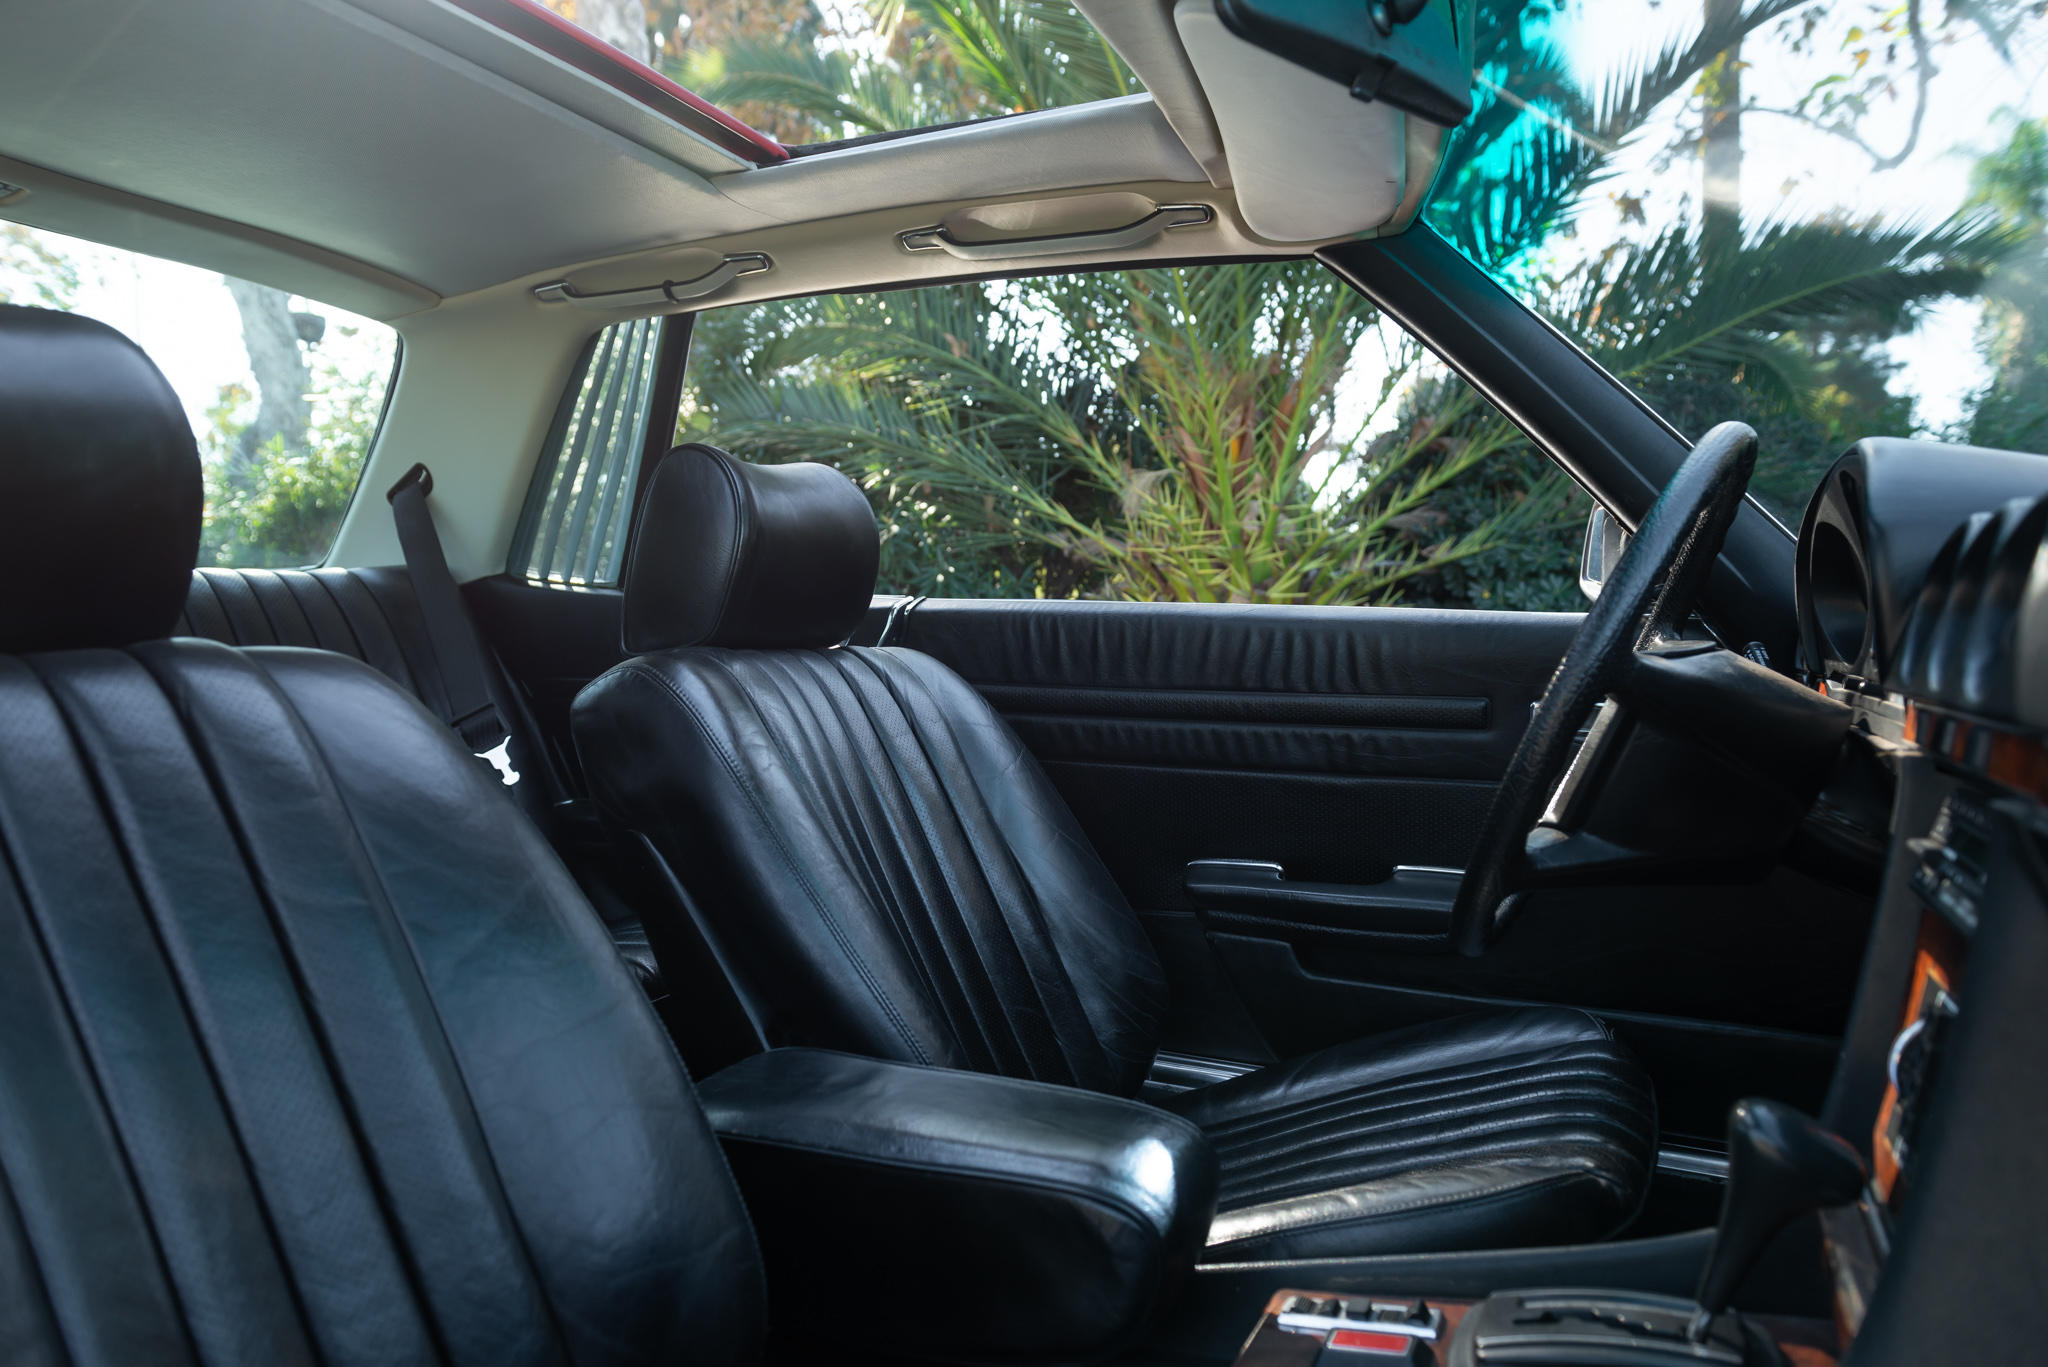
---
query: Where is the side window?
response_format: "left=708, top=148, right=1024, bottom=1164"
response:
left=511, top=316, right=666, bottom=586
left=681, top=262, right=1586, bottom=610
left=0, top=221, right=399, bottom=568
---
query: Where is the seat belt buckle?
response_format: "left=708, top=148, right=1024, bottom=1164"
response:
left=474, top=735, right=521, bottom=788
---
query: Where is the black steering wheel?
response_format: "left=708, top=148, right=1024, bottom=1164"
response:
left=1447, top=421, right=1760, bottom=955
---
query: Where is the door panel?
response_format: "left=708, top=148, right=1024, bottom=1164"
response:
left=472, top=583, right=1869, bottom=1136
left=892, top=597, right=1868, bottom=1138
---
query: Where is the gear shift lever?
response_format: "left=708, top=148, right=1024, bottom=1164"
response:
left=1689, top=1098, right=1866, bottom=1342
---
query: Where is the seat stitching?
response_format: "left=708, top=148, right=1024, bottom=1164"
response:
left=1214, top=1110, right=1654, bottom=1205
left=826, top=649, right=1053, bottom=1079
left=1192, top=1045, right=1643, bottom=1140
left=1199, top=1067, right=1650, bottom=1158
left=739, top=651, right=989, bottom=1067
left=135, top=641, right=452, bottom=1359
left=1216, top=1116, right=1653, bottom=1203
left=243, top=647, right=574, bottom=1356
left=852, top=648, right=1103, bottom=1088
left=294, top=571, right=369, bottom=659
left=1202, top=1072, right=1651, bottom=1165
left=19, top=652, right=315, bottom=1356
left=741, top=651, right=995, bottom=1065
left=790, top=652, right=1010, bottom=1072
left=621, top=660, right=934, bottom=1065
left=0, top=666, right=202, bottom=1364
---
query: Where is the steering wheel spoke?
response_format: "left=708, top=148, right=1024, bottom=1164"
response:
left=1446, top=422, right=1761, bottom=955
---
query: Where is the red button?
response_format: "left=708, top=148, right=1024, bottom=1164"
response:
left=1327, top=1329, right=1412, bottom=1354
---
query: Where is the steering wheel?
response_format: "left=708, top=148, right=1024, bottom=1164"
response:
left=1447, top=421, right=1760, bottom=955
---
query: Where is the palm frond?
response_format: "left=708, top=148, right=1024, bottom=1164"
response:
left=1566, top=212, right=2022, bottom=386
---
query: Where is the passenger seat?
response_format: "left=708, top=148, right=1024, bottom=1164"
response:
left=177, top=565, right=660, bottom=991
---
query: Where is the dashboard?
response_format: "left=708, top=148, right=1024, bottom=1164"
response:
left=1791, top=437, right=2048, bottom=1363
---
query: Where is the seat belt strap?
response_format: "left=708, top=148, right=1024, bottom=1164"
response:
left=385, top=463, right=520, bottom=786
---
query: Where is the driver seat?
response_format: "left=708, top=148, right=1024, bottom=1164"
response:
left=573, top=445, right=1658, bottom=1262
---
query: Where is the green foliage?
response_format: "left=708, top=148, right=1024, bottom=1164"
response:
left=198, top=353, right=384, bottom=568
left=676, top=0, right=1131, bottom=142
left=690, top=262, right=1573, bottom=604
left=0, top=223, right=82, bottom=308
left=1958, top=114, right=2048, bottom=454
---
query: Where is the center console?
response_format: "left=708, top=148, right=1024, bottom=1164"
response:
left=1227, top=1098, right=1858, bottom=1366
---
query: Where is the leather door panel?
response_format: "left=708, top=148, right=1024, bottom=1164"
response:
left=890, top=598, right=1860, bottom=1138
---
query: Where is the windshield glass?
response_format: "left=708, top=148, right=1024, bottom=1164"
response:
left=538, top=0, right=1136, bottom=146
left=1426, top=0, right=2048, bottom=528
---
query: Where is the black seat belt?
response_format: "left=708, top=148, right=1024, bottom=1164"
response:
left=385, top=463, right=520, bottom=787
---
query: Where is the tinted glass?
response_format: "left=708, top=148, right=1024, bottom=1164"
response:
left=1427, top=0, right=2048, bottom=527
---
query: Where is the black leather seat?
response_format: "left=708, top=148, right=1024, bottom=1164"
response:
left=573, top=444, right=1658, bottom=1263
left=176, top=562, right=660, bottom=991
left=0, top=305, right=763, bottom=1363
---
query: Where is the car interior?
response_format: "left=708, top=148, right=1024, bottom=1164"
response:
left=1, top=0, right=2043, bottom=1364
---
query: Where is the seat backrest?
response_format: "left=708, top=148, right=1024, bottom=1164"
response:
left=179, top=564, right=564, bottom=823
left=573, top=445, right=1167, bottom=1096
left=0, top=306, right=763, bottom=1367
left=178, top=563, right=666, bottom=997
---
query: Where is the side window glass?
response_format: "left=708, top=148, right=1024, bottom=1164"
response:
left=0, top=222, right=399, bottom=567
left=682, top=264, right=1586, bottom=609
left=512, top=316, right=665, bottom=586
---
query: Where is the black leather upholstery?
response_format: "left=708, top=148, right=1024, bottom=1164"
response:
left=177, top=565, right=661, bottom=992
left=620, top=443, right=878, bottom=653
left=699, top=1048, right=1218, bottom=1363
left=575, top=447, right=1659, bottom=1264
left=0, top=307, right=763, bottom=1366
left=0, top=305, right=201, bottom=652
left=576, top=643, right=1168, bottom=1093
left=1165, top=1009, right=1654, bottom=1261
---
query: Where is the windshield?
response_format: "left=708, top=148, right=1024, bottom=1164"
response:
left=1426, top=0, right=2048, bottom=528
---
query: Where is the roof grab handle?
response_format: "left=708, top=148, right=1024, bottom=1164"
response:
left=899, top=205, right=1214, bottom=262
left=532, top=253, right=772, bottom=308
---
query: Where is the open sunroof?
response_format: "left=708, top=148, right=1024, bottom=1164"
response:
left=475, top=0, right=1138, bottom=157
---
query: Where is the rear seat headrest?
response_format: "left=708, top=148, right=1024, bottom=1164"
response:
left=621, top=443, right=879, bottom=653
left=0, top=305, right=201, bottom=652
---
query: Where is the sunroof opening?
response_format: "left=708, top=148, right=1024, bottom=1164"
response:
left=535, top=0, right=1139, bottom=148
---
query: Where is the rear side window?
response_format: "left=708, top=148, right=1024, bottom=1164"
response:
left=511, top=316, right=667, bottom=587
left=0, top=221, right=399, bottom=568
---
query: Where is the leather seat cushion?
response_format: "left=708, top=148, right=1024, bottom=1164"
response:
left=1169, top=1008, right=1656, bottom=1263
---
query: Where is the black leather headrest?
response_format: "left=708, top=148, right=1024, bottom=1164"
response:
left=0, top=305, right=201, bottom=652
left=622, top=444, right=879, bottom=653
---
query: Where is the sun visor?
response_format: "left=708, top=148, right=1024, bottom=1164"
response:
left=1172, top=0, right=1407, bottom=243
